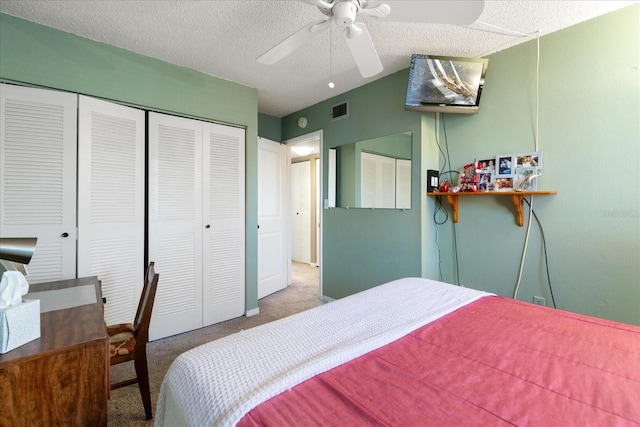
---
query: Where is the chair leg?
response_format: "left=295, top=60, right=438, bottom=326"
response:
left=134, top=351, right=153, bottom=420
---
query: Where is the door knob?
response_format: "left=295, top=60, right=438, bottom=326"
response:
left=61, top=232, right=69, bottom=238
left=205, top=225, right=211, bottom=229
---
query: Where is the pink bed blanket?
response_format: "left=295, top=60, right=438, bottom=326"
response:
left=239, top=296, right=640, bottom=426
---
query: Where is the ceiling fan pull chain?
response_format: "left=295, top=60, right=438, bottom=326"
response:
left=329, top=21, right=335, bottom=88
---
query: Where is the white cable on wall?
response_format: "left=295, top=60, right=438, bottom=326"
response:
left=513, top=32, right=541, bottom=300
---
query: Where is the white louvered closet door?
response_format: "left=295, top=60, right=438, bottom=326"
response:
left=148, top=112, right=203, bottom=341
left=77, top=96, right=145, bottom=326
left=360, top=153, right=377, bottom=208
left=202, top=122, right=245, bottom=327
left=396, top=159, right=411, bottom=209
left=360, top=152, right=396, bottom=209
left=0, top=84, right=77, bottom=283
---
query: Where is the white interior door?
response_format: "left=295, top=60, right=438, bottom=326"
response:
left=258, top=138, right=289, bottom=299
left=148, top=112, right=203, bottom=340
left=77, top=95, right=145, bottom=326
left=315, top=157, right=320, bottom=266
left=0, top=83, right=77, bottom=283
left=202, top=122, right=245, bottom=326
left=291, top=161, right=311, bottom=264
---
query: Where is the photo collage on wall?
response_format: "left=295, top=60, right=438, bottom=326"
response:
left=476, top=152, right=543, bottom=191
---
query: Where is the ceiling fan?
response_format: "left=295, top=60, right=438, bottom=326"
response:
left=257, top=0, right=485, bottom=79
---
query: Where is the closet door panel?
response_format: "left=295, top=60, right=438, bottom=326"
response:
left=379, top=156, right=396, bottom=208
left=0, top=84, right=77, bottom=283
left=148, top=112, right=203, bottom=340
left=396, top=158, right=411, bottom=209
left=77, top=96, right=145, bottom=325
left=360, top=153, right=377, bottom=209
left=202, top=123, right=245, bottom=327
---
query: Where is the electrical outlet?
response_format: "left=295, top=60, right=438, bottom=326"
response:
left=533, top=296, right=545, bottom=306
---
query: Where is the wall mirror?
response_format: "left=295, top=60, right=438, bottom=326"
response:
left=331, top=131, right=412, bottom=209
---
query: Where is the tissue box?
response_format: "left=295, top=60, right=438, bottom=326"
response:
left=0, top=299, right=40, bottom=354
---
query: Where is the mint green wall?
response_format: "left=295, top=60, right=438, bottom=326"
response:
left=0, top=14, right=260, bottom=312
left=282, top=70, right=433, bottom=298
left=283, top=5, right=639, bottom=325
left=435, top=5, right=639, bottom=325
left=258, top=113, right=281, bottom=142
left=357, top=133, right=411, bottom=160
left=336, top=143, right=357, bottom=207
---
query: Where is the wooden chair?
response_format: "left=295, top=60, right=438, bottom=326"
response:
left=107, top=262, right=159, bottom=420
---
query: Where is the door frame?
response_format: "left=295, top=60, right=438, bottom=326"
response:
left=284, top=130, right=324, bottom=299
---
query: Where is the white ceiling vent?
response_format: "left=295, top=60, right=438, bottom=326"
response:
left=331, top=101, right=349, bottom=121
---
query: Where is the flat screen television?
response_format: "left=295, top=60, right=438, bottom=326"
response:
left=405, top=54, right=489, bottom=115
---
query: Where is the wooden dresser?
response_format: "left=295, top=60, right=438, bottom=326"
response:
left=0, top=276, right=108, bottom=426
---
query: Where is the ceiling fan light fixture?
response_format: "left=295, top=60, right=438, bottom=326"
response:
left=332, top=1, right=358, bottom=28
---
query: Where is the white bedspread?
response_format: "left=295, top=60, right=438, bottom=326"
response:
left=155, top=277, right=492, bottom=427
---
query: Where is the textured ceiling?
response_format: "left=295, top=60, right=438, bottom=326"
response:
left=1, top=1, right=637, bottom=117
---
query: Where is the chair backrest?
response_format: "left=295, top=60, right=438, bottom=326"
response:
left=134, top=262, right=155, bottom=327
left=134, top=262, right=159, bottom=345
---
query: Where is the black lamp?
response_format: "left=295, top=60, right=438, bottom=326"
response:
left=0, top=237, right=37, bottom=276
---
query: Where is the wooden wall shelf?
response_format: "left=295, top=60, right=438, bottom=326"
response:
left=427, top=191, right=557, bottom=226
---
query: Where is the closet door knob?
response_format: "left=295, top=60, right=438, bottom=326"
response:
left=205, top=225, right=211, bottom=229
left=61, top=232, right=69, bottom=238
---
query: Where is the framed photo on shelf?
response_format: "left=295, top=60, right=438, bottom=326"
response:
left=477, top=158, right=495, bottom=174
left=478, top=172, right=492, bottom=191
left=516, top=151, right=543, bottom=169
left=493, top=174, right=516, bottom=191
left=496, top=154, right=516, bottom=175
left=515, top=167, right=539, bottom=191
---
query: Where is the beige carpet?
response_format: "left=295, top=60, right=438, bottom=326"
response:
left=108, top=261, right=322, bottom=426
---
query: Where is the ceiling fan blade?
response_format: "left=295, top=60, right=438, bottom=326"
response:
left=299, top=0, right=333, bottom=9
left=370, top=0, right=484, bottom=25
left=358, top=3, right=391, bottom=19
left=257, top=20, right=330, bottom=65
left=342, top=23, right=383, bottom=78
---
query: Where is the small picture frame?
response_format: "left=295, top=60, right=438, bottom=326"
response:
left=516, top=151, right=543, bottom=169
left=515, top=167, right=539, bottom=191
left=478, top=172, right=492, bottom=191
left=477, top=158, right=495, bottom=174
left=496, top=154, right=515, bottom=176
left=493, top=175, right=516, bottom=191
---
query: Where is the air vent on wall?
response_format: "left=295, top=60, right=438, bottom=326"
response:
left=331, top=101, right=349, bottom=121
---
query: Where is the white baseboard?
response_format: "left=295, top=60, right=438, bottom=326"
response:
left=246, top=307, right=259, bottom=317
left=320, top=295, right=334, bottom=303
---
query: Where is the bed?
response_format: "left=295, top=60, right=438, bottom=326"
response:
left=155, top=277, right=640, bottom=426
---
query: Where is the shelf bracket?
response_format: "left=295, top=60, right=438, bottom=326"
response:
left=445, top=194, right=459, bottom=223
left=511, top=194, right=525, bottom=226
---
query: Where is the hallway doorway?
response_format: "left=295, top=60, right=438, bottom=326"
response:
left=290, top=261, right=319, bottom=299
